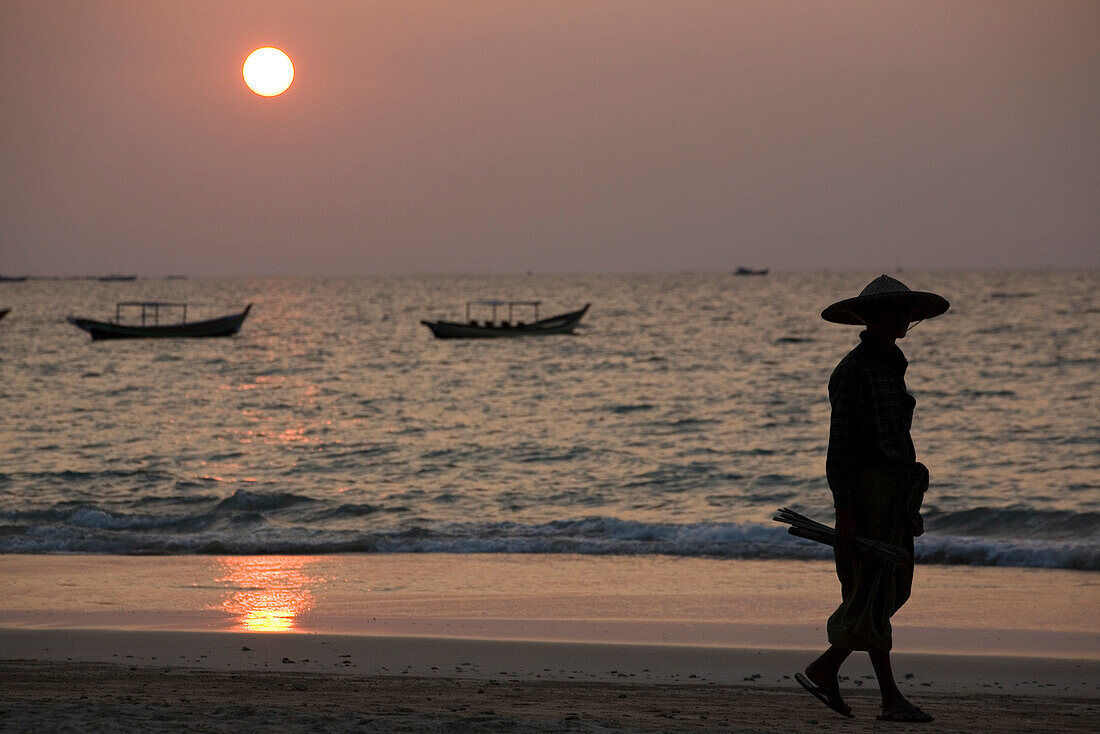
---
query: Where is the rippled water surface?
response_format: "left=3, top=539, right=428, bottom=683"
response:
left=1, top=271, right=1097, bottom=567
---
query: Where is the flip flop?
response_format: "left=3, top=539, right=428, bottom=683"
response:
left=877, top=703, right=934, bottom=723
left=794, top=672, right=854, bottom=719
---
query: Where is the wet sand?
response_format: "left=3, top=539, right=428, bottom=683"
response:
left=2, top=554, right=1096, bottom=656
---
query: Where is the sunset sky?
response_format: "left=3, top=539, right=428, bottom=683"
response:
left=2, top=1, right=1097, bottom=276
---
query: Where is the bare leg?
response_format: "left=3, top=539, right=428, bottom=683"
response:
left=868, top=648, right=933, bottom=722
left=796, top=645, right=854, bottom=717
left=806, top=645, right=851, bottom=701
left=867, top=648, right=902, bottom=707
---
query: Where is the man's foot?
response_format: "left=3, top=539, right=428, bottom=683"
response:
left=794, top=666, right=853, bottom=719
left=877, top=699, right=934, bottom=723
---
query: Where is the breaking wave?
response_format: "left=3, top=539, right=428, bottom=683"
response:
left=1, top=494, right=1096, bottom=570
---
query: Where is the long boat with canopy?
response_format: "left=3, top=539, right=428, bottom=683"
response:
left=421, top=300, right=589, bottom=339
left=67, top=301, right=252, bottom=340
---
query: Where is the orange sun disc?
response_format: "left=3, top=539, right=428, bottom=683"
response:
left=243, top=47, right=294, bottom=97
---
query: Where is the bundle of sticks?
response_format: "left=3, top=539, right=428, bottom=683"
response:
left=773, top=507, right=910, bottom=568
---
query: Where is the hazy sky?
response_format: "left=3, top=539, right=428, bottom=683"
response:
left=2, top=1, right=1097, bottom=276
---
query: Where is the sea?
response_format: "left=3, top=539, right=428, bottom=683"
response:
left=1, top=270, right=1097, bottom=570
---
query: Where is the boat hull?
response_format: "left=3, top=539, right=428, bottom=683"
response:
left=68, top=305, right=251, bottom=340
left=422, top=304, right=589, bottom=339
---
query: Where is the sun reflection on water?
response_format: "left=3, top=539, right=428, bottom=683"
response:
left=216, top=556, right=319, bottom=632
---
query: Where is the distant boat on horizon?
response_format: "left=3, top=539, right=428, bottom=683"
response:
left=0, top=275, right=28, bottom=282
left=98, top=274, right=138, bottom=281
left=67, top=301, right=252, bottom=340
left=422, top=300, right=590, bottom=339
left=734, top=267, right=769, bottom=276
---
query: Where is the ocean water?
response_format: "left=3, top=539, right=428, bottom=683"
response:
left=1, top=271, right=1096, bottom=568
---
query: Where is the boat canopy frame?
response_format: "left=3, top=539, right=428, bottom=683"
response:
left=114, top=301, right=188, bottom=326
left=465, top=300, right=541, bottom=323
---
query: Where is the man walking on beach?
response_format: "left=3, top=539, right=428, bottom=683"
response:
left=796, top=275, right=948, bottom=723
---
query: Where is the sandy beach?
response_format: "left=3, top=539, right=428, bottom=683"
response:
left=2, top=629, right=1098, bottom=732
left=2, top=660, right=1097, bottom=733
left=2, top=555, right=1098, bottom=732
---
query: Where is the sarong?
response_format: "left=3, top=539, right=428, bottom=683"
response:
left=826, top=462, right=928, bottom=652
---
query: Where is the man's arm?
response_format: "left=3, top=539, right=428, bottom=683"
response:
left=826, top=363, right=863, bottom=551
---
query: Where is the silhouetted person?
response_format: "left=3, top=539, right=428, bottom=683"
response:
left=796, top=275, right=949, bottom=723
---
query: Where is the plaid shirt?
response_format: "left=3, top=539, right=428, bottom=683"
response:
left=826, top=331, right=916, bottom=509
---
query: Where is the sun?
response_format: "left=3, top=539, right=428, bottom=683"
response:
left=243, top=47, right=294, bottom=97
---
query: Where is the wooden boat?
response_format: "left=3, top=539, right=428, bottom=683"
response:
left=422, top=301, right=589, bottom=339
left=98, top=274, right=138, bottom=281
left=0, top=307, right=9, bottom=321
left=68, top=302, right=252, bottom=340
left=734, top=267, right=769, bottom=276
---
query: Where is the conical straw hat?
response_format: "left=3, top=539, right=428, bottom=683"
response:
left=821, top=274, right=949, bottom=325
